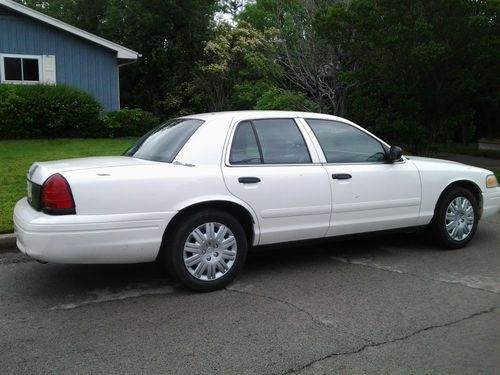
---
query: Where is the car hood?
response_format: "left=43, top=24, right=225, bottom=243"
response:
left=407, top=155, right=492, bottom=180
left=28, top=156, right=157, bottom=184
left=406, top=156, right=464, bottom=166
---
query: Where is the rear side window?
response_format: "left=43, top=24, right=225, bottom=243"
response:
left=229, top=119, right=311, bottom=164
left=229, top=121, right=262, bottom=164
left=124, top=118, right=203, bottom=162
left=306, top=119, right=386, bottom=163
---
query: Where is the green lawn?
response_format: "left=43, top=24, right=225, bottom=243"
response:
left=0, top=138, right=136, bottom=234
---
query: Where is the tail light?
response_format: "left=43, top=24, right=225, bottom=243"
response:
left=41, top=173, right=76, bottom=215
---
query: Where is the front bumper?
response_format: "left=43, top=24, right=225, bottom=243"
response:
left=13, top=198, right=176, bottom=264
left=482, top=186, right=500, bottom=219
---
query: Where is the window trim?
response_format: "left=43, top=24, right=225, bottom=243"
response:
left=226, top=118, right=314, bottom=167
left=304, top=118, right=396, bottom=165
left=0, top=53, right=42, bottom=84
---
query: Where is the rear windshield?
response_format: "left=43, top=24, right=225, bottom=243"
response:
left=124, top=118, right=204, bottom=162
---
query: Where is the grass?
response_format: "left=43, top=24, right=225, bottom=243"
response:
left=0, top=138, right=136, bottom=234
left=494, top=170, right=500, bottom=181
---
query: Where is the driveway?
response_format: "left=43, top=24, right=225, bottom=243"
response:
left=1, top=213, right=499, bottom=374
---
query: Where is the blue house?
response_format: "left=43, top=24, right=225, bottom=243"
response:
left=0, top=0, right=139, bottom=111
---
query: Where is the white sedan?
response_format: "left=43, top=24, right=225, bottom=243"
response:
left=14, top=111, right=500, bottom=291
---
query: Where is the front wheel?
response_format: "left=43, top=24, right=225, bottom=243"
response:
left=431, top=187, right=479, bottom=249
left=164, top=210, right=248, bottom=292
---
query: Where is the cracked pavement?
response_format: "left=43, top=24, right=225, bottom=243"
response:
left=1, top=213, right=499, bottom=374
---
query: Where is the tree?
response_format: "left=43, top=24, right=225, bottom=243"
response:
left=101, top=0, right=219, bottom=116
left=316, top=0, right=500, bottom=153
left=254, top=87, right=320, bottom=111
left=194, top=21, right=282, bottom=111
left=22, top=0, right=220, bottom=117
left=22, top=0, right=107, bottom=34
left=240, top=0, right=353, bottom=115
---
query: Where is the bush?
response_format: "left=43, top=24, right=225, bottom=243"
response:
left=103, top=108, right=159, bottom=137
left=0, top=84, right=104, bottom=138
left=254, top=88, right=320, bottom=112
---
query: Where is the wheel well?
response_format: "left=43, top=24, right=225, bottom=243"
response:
left=435, top=180, right=483, bottom=217
left=159, top=201, right=255, bottom=258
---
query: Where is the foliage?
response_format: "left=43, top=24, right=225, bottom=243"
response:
left=23, top=0, right=107, bottom=34
left=0, top=84, right=103, bottom=139
left=23, top=0, right=220, bottom=117
left=240, top=0, right=352, bottom=115
left=19, top=0, right=500, bottom=153
left=315, top=0, right=500, bottom=154
left=0, top=137, right=136, bottom=233
left=193, top=21, right=282, bottom=111
left=254, top=87, right=320, bottom=112
left=494, top=170, right=500, bottom=181
left=104, top=108, right=159, bottom=137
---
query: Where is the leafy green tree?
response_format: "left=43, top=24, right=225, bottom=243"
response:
left=100, top=0, right=219, bottom=116
left=22, top=0, right=219, bottom=117
left=194, top=21, right=282, bottom=111
left=240, top=0, right=352, bottom=115
left=22, top=0, right=108, bottom=34
left=316, top=0, right=500, bottom=153
left=254, top=87, right=320, bottom=111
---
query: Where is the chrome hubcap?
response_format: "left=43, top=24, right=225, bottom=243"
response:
left=445, top=197, right=474, bottom=241
left=183, top=222, right=237, bottom=281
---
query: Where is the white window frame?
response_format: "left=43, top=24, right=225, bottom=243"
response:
left=0, top=53, right=42, bottom=84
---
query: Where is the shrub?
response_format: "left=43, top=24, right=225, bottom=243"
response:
left=103, top=108, right=159, bottom=137
left=254, top=88, right=320, bottom=112
left=0, top=84, right=103, bottom=138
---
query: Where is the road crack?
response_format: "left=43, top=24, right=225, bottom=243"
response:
left=225, top=287, right=375, bottom=345
left=333, top=257, right=500, bottom=294
left=278, top=306, right=497, bottom=374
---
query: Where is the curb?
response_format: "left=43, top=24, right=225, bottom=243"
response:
left=0, top=233, right=17, bottom=252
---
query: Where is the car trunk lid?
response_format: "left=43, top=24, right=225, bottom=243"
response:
left=27, top=156, right=156, bottom=185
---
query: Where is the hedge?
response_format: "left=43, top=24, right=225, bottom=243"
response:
left=0, top=84, right=159, bottom=139
left=103, top=108, right=159, bottom=137
left=0, top=84, right=104, bottom=138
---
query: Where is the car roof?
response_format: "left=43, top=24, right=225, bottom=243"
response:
left=183, top=110, right=354, bottom=124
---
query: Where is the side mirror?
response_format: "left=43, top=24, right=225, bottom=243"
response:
left=389, top=145, right=403, bottom=162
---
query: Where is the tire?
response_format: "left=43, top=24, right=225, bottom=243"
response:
left=163, top=210, right=248, bottom=292
left=431, top=187, right=479, bottom=249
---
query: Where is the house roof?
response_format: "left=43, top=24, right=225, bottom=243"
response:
left=0, top=0, right=139, bottom=61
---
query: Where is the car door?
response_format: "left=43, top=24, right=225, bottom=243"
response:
left=222, top=118, right=332, bottom=245
left=302, top=118, right=421, bottom=237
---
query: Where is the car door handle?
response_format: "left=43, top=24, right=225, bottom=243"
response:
left=332, top=173, right=352, bottom=180
left=238, top=177, right=261, bottom=184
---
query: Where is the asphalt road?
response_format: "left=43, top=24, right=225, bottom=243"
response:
left=1, top=214, right=499, bottom=374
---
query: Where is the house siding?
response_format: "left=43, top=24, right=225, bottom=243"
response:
left=0, top=5, right=120, bottom=111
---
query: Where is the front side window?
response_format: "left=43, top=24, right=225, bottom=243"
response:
left=124, top=118, right=204, bottom=162
left=2, top=56, right=40, bottom=82
left=306, top=119, right=386, bottom=163
left=229, top=119, right=311, bottom=165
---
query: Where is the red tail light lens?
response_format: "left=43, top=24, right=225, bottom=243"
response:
left=41, top=173, right=76, bottom=215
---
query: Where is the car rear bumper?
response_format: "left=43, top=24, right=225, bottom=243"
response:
left=13, top=198, right=176, bottom=264
left=482, top=186, right=500, bottom=219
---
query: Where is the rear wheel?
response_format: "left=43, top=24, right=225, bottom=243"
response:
left=431, top=187, right=479, bottom=249
left=164, top=210, right=247, bottom=292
